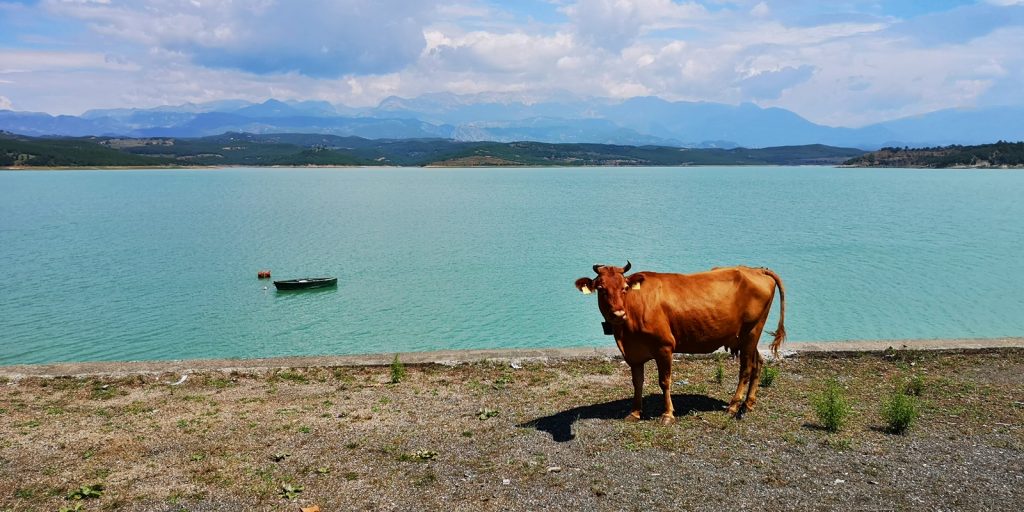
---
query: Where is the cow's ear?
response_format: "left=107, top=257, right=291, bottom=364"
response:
left=627, top=273, right=645, bottom=290
left=575, top=277, right=594, bottom=295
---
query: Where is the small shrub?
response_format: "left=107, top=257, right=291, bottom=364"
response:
left=760, top=365, right=779, bottom=387
left=67, top=484, right=104, bottom=500
left=477, top=407, right=499, bottom=420
left=882, top=392, right=919, bottom=434
left=713, top=354, right=725, bottom=384
left=904, top=374, right=925, bottom=396
left=390, top=355, right=406, bottom=384
left=277, top=484, right=303, bottom=500
left=812, top=378, right=851, bottom=433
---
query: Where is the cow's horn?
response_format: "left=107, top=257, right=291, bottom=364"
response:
left=593, top=264, right=603, bottom=274
left=623, top=261, right=632, bottom=273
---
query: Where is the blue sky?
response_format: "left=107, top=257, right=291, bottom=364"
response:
left=1, top=0, right=1023, bottom=126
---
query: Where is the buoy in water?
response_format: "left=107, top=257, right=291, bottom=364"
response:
left=257, top=269, right=272, bottom=279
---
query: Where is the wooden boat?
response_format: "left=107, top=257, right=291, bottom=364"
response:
left=273, top=277, right=337, bottom=290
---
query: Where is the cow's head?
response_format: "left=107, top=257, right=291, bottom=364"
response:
left=575, top=261, right=645, bottom=323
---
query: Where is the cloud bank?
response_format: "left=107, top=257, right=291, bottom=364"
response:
left=0, top=0, right=1021, bottom=127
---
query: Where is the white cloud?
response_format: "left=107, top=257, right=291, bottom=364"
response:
left=42, top=0, right=440, bottom=76
left=0, top=95, right=12, bottom=110
left=750, top=2, right=770, bottom=18
left=0, top=50, right=137, bottom=73
left=425, top=31, right=577, bottom=74
left=562, top=0, right=709, bottom=50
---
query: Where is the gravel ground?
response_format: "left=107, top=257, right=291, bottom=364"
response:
left=1, top=349, right=1022, bottom=511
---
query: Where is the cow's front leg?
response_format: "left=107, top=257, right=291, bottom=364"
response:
left=654, top=352, right=676, bottom=425
left=626, top=363, right=644, bottom=421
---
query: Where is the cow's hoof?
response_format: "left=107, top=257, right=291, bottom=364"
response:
left=624, top=412, right=641, bottom=422
left=726, top=403, right=741, bottom=416
left=659, top=414, right=676, bottom=425
left=744, top=399, right=757, bottom=412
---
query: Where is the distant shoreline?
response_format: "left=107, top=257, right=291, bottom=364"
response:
left=6, top=164, right=1024, bottom=171
left=3, top=163, right=802, bottom=171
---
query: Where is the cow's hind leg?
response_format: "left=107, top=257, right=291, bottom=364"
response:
left=744, top=351, right=765, bottom=411
left=654, top=351, right=676, bottom=425
left=742, top=307, right=772, bottom=412
left=626, top=363, right=644, bottom=422
left=727, top=350, right=751, bottom=416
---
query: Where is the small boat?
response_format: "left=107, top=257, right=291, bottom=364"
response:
left=273, top=277, right=338, bottom=290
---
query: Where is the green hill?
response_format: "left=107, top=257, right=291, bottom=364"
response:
left=2, top=131, right=867, bottom=168
left=0, top=132, right=175, bottom=167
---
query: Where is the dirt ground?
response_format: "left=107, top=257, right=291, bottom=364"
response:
left=1, top=348, right=1022, bottom=511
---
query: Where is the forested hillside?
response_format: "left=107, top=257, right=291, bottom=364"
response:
left=845, top=141, right=1024, bottom=168
left=1, top=131, right=866, bottom=168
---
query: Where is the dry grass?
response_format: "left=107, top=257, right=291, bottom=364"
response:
left=1, top=349, right=1022, bottom=511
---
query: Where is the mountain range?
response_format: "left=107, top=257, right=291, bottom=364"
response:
left=2, top=93, right=1022, bottom=149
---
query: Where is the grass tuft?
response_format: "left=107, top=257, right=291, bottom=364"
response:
left=882, top=392, right=919, bottom=434
left=275, top=370, right=308, bottom=384
left=904, top=374, right=925, bottom=396
left=66, top=483, right=104, bottom=501
left=760, top=365, right=779, bottom=387
left=277, top=483, right=302, bottom=500
left=713, top=353, right=725, bottom=384
left=390, top=354, right=406, bottom=384
left=477, top=407, right=499, bottom=420
left=594, top=361, right=616, bottom=375
left=812, top=378, right=851, bottom=433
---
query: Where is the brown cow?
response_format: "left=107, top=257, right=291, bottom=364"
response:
left=575, top=262, right=786, bottom=424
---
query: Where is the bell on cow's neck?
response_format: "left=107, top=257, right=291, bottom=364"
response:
left=602, top=321, right=614, bottom=335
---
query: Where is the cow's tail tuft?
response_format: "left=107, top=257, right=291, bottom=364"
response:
left=762, top=268, right=787, bottom=359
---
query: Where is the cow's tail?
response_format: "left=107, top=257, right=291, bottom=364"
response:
left=761, top=268, right=787, bottom=359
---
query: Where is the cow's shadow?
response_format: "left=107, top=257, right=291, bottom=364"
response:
left=518, top=393, right=728, bottom=442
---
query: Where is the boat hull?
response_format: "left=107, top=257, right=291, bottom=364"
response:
left=273, top=277, right=338, bottom=290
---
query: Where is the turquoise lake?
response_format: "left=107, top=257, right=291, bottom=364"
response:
left=1, top=166, right=1023, bottom=365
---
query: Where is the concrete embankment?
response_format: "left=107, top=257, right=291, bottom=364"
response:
left=3, top=337, right=1022, bottom=378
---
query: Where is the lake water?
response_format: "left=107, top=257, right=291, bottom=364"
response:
left=1, top=166, right=1023, bottom=365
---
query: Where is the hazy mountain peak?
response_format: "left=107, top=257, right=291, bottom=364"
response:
left=1, top=93, right=1021, bottom=148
